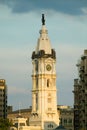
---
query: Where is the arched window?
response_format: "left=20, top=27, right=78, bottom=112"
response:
left=36, top=94, right=38, bottom=110
left=47, top=79, right=49, bottom=87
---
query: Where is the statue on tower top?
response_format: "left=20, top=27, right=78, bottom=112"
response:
left=42, top=14, right=45, bottom=25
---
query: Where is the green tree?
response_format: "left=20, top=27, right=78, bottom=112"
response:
left=0, top=118, right=12, bottom=130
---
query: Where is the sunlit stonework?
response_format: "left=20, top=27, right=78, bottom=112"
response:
left=29, top=14, right=59, bottom=130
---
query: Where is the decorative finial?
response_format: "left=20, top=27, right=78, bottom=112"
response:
left=42, top=14, right=45, bottom=25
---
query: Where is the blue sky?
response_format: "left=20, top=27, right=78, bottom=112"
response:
left=0, top=0, right=87, bottom=110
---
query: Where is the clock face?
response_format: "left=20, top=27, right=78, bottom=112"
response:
left=46, top=64, right=51, bottom=71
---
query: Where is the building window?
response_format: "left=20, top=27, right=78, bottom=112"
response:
left=68, top=119, right=72, bottom=124
left=36, top=94, right=38, bottom=110
left=48, top=93, right=51, bottom=97
left=64, top=119, right=67, bottom=125
left=47, top=79, right=49, bottom=87
left=36, top=77, right=38, bottom=88
left=48, top=124, right=53, bottom=128
left=48, top=98, right=51, bottom=103
left=35, top=60, right=38, bottom=71
left=48, top=108, right=52, bottom=111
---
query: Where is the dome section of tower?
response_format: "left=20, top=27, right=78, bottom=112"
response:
left=31, top=14, right=56, bottom=60
left=35, top=25, right=52, bottom=54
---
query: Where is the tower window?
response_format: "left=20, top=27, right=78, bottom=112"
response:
left=47, top=79, right=49, bottom=87
left=48, top=108, right=52, bottom=111
left=36, top=76, right=38, bottom=89
left=36, top=94, right=38, bottom=110
left=48, top=93, right=51, bottom=97
left=35, top=61, right=38, bottom=71
left=48, top=98, right=51, bottom=103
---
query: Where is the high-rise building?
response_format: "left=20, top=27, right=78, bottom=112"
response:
left=73, top=50, right=87, bottom=130
left=29, top=14, right=59, bottom=130
left=0, top=79, right=7, bottom=118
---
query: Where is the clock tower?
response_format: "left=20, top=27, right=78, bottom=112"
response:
left=29, top=14, right=59, bottom=130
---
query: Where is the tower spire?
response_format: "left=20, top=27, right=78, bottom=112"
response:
left=42, top=14, right=45, bottom=25
left=30, top=14, right=59, bottom=129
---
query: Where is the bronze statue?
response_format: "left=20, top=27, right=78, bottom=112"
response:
left=42, top=14, right=45, bottom=25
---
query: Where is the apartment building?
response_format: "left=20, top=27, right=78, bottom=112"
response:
left=0, top=79, right=7, bottom=118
